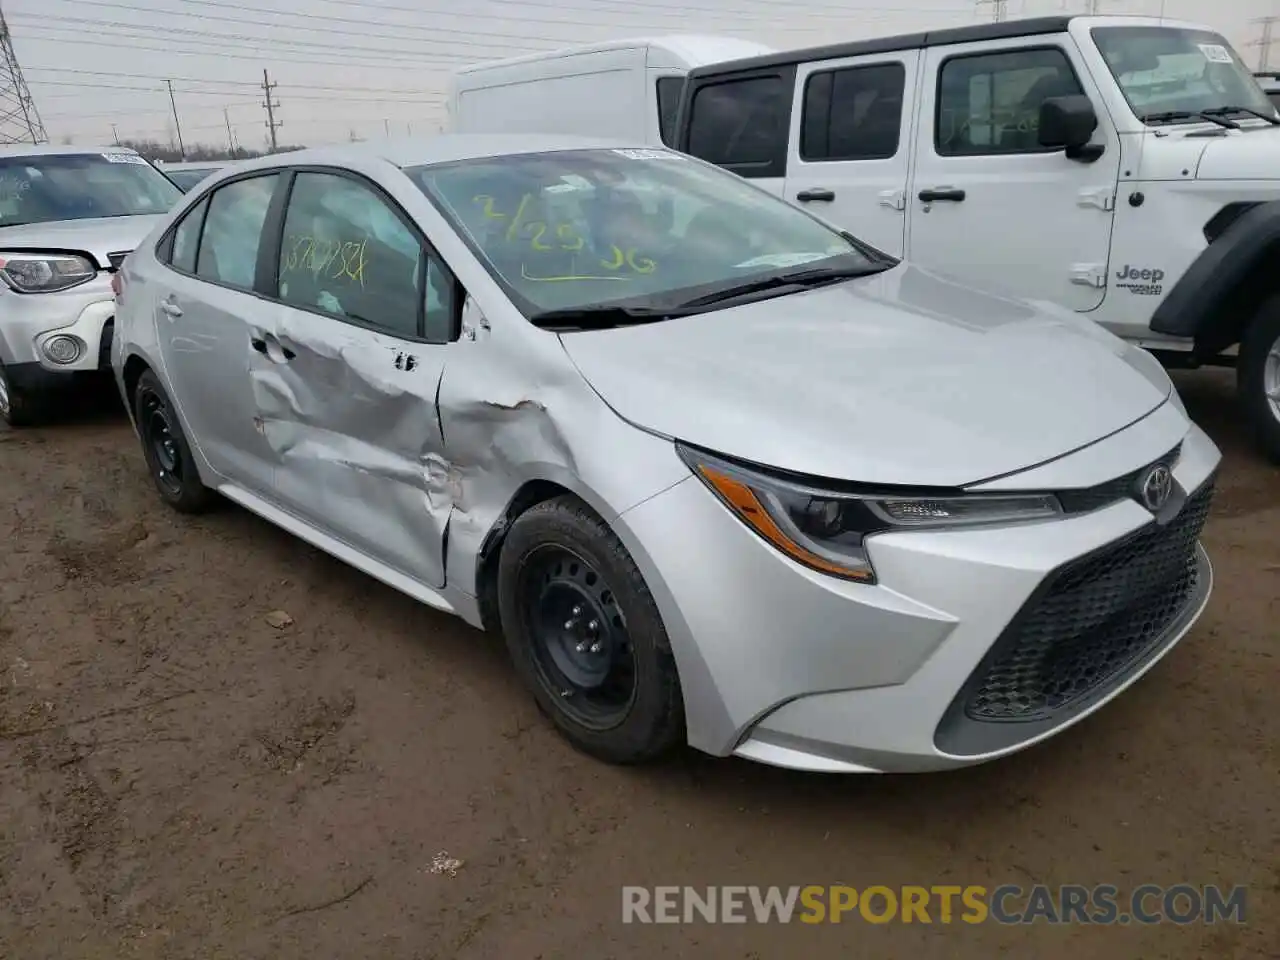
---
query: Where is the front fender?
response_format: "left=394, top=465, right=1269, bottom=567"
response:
left=1150, top=199, right=1280, bottom=353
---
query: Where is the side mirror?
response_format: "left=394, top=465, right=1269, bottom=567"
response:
left=1038, top=95, right=1102, bottom=161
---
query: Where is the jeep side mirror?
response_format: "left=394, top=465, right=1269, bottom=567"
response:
left=1039, top=95, right=1104, bottom=162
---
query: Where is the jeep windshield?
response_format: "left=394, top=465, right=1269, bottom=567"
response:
left=0, top=151, right=181, bottom=228
left=1091, top=26, right=1276, bottom=125
left=408, top=147, right=891, bottom=326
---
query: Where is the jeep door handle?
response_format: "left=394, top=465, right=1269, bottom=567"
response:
left=918, top=187, right=966, bottom=203
left=796, top=188, right=836, bottom=202
left=160, top=300, right=182, bottom=318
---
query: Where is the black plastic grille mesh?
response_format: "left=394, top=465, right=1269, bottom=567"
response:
left=1057, top=444, right=1182, bottom=515
left=965, top=480, right=1214, bottom=723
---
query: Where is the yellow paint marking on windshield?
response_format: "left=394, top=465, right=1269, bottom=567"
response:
left=470, top=193, right=656, bottom=272
left=520, top=264, right=631, bottom=283
left=283, top=232, right=368, bottom=288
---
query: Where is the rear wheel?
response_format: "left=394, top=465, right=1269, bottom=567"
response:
left=497, top=496, right=684, bottom=764
left=1238, top=296, right=1280, bottom=464
left=133, top=369, right=217, bottom=513
left=0, top=362, right=42, bottom=428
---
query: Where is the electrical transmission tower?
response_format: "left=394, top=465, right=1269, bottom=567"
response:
left=976, top=0, right=1008, bottom=23
left=1250, top=16, right=1279, bottom=72
left=0, top=3, right=46, bottom=144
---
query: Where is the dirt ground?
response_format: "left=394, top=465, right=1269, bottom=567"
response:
left=0, top=369, right=1276, bottom=960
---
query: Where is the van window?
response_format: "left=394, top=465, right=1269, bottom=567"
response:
left=656, top=77, right=684, bottom=146
left=686, top=75, right=789, bottom=174
left=936, top=48, right=1083, bottom=156
left=801, top=63, right=907, bottom=161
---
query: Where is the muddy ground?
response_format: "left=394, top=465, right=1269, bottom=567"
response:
left=0, top=369, right=1276, bottom=960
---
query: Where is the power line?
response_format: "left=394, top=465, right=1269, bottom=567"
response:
left=25, top=67, right=439, bottom=97
left=0, top=1, right=44, bottom=143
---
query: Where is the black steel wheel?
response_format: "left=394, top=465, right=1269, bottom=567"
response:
left=133, top=369, right=216, bottom=513
left=497, top=495, right=684, bottom=764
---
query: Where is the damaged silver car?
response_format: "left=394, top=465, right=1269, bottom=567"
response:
left=112, top=135, right=1220, bottom=773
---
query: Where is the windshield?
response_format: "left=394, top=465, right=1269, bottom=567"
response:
left=1091, top=26, right=1275, bottom=122
left=166, top=168, right=219, bottom=192
left=407, top=148, right=877, bottom=318
left=0, top=151, right=181, bottom=228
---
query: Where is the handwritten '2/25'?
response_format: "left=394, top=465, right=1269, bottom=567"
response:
left=472, top=194, right=656, bottom=274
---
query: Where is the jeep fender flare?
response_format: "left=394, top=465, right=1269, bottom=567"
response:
left=1149, top=199, right=1280, bottom=355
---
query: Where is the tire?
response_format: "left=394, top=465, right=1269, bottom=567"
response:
left=1238, top=295, right=1280, bottom=464
left=133, top=369, right=217, bottom=513
left=497, top=495, right=685, bottom=764
left=0, top=361, right=42, bottom=428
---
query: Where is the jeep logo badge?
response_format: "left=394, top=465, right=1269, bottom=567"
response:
left=1137, top=463, right=1174, bottom=513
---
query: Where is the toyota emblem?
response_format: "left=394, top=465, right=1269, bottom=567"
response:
left=1137, top=463, right=1174, bottom=513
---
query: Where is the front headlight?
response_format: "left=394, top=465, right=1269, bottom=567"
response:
left=0, top=252, right=97, bottom=293
left=678, top=444, right=1063, bottom=584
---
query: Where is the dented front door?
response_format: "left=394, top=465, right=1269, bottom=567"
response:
left=253, top=304, right=451, bottom=589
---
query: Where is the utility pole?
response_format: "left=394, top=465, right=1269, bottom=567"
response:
left=976, top=0, right=1007, bottom=22
left=0, top=3, right=46, bottom=144
left=224, top=107, right=237, bottom=155
left=261, top=69, right=281, bottom=152
left=1085, top=0, right=1102, bottom=13
left=111, top=122, right=120, bottom=145
left=384, top=117, right=390, bottom=136
left=166, top=79, right=186, bottom=159
left=1250, top=16, right=1279, bottom=72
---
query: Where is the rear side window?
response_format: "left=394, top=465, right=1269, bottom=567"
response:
left=801, top=63, right=907, bottom=161
left=936, top=47, right=1083, bottom=156
left=169, top=197, right=208, bottom=273
left=195, top=174, right=280, bottom=290
left=656, top=77, right=684, bottom=146
left=686, top=74, right=790, bottom=175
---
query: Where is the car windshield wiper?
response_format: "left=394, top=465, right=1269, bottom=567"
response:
left=528, top=303, right=680, bottom=330
left=1201, top=105, right=1280, bottom=125
left=1139, top=109, right=1240, bottom=129
left=675, top=262, right=885, bottom=310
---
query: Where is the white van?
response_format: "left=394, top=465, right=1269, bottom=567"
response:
left=449, top=36, right=773, bottom=147
left=665, top=15, right=1280, bottom=462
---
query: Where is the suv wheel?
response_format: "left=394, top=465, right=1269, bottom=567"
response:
left=497, top=495, right=685, bottom=764
left=0, top=361, right=40, bottom=428
left=1239, top=296, right=1280, bottom=464
left=134, top=369, right=217, bottom=513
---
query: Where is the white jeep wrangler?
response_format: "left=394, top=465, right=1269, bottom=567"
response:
left=671, top=15, right=1280, bottom=461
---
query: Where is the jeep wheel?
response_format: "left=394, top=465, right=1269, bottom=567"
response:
left=1238, top=296, right=1280, bottom=464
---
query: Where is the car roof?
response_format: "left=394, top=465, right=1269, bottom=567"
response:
left=162, top=160, right=229, bottom=170
left=0, top=144, right=135, bottom=158
left=224, top=134, right=656, bottom=174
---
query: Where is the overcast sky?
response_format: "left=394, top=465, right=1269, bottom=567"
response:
left=11, top=0, right=1279, bottom=150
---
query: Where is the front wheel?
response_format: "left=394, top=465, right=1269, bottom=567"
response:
left=133, top=369, right=218, bottom=513
left=497, top=496, right=685, bottom=764
left=1238, top=296, right=1280, bottom=464
left=0, top=361, right=43, bottom=428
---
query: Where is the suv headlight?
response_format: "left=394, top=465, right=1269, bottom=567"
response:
left=678, top=444, right=1062, bottom=584
left=0, top=252, right=97, bottom=293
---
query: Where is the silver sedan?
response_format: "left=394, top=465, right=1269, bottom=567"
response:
left=111, top=134, right=1220, bottom=773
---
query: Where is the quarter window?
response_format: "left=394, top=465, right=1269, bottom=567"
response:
left=195, top=174, right=280, bottom=290
left=686, top=75, right=790, bottom=173
left=656, top=77, right=684, bottom=146
left=276, top=171, right=429, bottom=339
left=169, top=197, right=207, bottom=273
left=801, top=62, right=907, bottom=161
left=936, top=48, right=1084, bottom=156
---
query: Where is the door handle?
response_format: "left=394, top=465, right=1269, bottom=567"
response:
left=796, top=188, right=836, bottom=202
left=160, top=300, right=182, bottom=318
left=918, top=187, right=966, bottom=203
left=251, top=336, right=295, bottom=362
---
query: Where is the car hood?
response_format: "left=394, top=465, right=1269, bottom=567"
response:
left=558, top=265, right=1171, bottom=487
left=1196, top=125, right=1280, bottom=180
left=0, top=214, right=165, bottom=269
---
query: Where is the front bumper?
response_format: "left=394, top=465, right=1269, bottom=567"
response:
left=615, top=416, right=1221, bottom=773
left=0, top=277, right=117, bottom=379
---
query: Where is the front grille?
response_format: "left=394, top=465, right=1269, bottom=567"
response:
left=963, top=479, right=1214, bottom=723
left=1057, top=443, right=1182, bottom=515
left=106, top=250, right=131, bottom=270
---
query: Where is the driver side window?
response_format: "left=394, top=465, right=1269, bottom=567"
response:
left=936, top=48, right=1085, bottom=156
